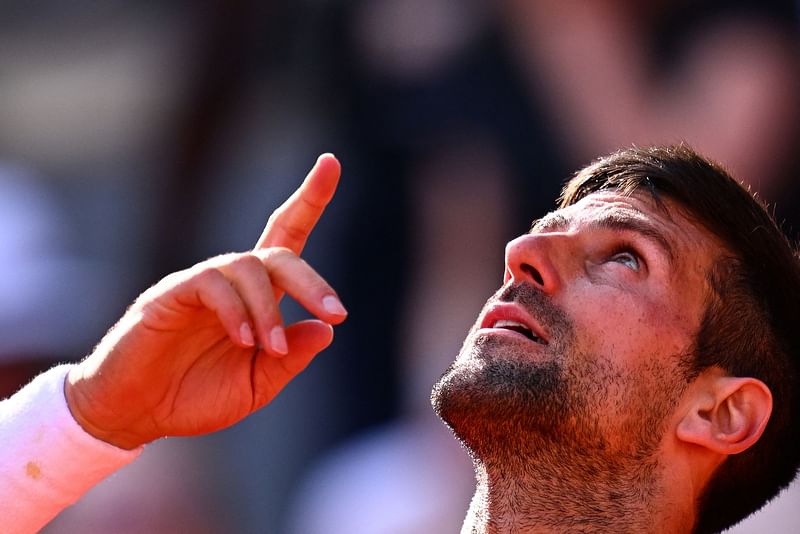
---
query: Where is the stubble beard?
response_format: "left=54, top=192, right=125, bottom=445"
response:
left=430, top=283, right=689, bottom=529
left=431, top=282, right=596, bottom=461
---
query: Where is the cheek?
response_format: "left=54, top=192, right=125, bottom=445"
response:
left=564, top=285, right=695, bottom=359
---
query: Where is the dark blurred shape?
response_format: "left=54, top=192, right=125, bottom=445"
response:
left=0, top=166, right=118, bottom=396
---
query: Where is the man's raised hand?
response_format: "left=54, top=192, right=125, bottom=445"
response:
left=64, top=154, right=345, bottom=449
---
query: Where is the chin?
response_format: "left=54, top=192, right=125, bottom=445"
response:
left=431, top=341, right=572, bottom=457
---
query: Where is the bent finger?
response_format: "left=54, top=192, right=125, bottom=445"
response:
left=217, top=254, right=288, bottom=357
left=251, top=320, right=334, bottom=409
left=254, top=153, right=341, bottom=254
left=192, top=268, right=257, bottom=349
left=255, top=248, right=348, bottom=325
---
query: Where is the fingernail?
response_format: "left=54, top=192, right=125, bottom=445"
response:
left=240, top=323, right=255, bottom=347
left=270, top=326, right=288, bottom=355
left=322, top=295, right=347, bottom=316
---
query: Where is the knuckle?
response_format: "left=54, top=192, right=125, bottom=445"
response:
left=195, top=265, right=226, bottom=284
left=208, top=252, right=266, bottom=279
left=230, top=252, right=262, bottom=271
left=261, top=246, right=297, bottom=265
left=280, top=224, right=308, bottom=244
left=266, top=207, right=285, bottom=225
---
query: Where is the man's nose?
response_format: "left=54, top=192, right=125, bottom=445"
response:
left=503, top=234, right=565, bottom=294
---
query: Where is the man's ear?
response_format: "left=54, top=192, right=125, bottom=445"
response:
left=676, top=373, right=772, bottom=455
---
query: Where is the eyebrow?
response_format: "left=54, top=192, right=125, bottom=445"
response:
left=530, top=210, right=676, bottom=266
left=530, top=212, right=569, bottom=233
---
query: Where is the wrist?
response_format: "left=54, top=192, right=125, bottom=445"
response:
left=64, top=367, right=145, bottom=450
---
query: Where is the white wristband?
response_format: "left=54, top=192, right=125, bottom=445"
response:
left=0, top=364, right=142, bottom=533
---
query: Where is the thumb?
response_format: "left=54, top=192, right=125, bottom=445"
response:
left=250, top=320, right=334, bottom=409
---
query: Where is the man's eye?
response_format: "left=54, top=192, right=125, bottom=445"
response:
left=610, top=251, right=640, bottom=271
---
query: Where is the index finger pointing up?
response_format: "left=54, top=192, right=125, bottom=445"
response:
left=255, top=153, right=341, bottom=254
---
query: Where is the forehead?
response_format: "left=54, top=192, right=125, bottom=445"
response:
left=535, top=191, right=710, bottom=247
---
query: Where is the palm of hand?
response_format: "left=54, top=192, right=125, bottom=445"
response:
left=121, top=301, right=262, bottom=439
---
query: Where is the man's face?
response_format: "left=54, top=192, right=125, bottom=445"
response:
left=432, top=190, right=722, bottom=462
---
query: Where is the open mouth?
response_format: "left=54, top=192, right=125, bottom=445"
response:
left=491, top=319, right=547, bottom=345
left=480, top=302, right=550, bottom=346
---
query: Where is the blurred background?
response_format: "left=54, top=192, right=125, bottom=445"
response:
left=0, top=0, right=798, bottom=532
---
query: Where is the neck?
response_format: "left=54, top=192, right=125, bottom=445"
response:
left=459, top=447, right=695, bottom=534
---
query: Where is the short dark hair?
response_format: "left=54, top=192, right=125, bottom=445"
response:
left=559, top=144, right=800, bottom=534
